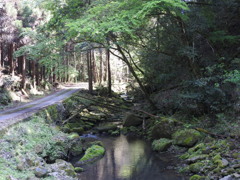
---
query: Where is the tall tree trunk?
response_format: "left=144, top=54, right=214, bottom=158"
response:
left=103, top=50, right=107, bottom=82
left=8, top=43, right=14, bottom=76
left=87, top=50, right=93, bottom=94
left=0, top=43, right=3, bottom=68
left=91, top=50, right=97, bottom=83
left=36, top=63, right=40, bottom=86
left=32, top=61, right=36, bottom=89
left=106, top=48, right=112, bottom=96
left=22, top=56, right=26, bottom=89
left=52, top=67, right=56, bottom=83
left=99, top=48, right=103, bottom=84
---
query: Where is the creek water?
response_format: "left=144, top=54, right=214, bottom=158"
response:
left=77, top=134, right=187, bottom=180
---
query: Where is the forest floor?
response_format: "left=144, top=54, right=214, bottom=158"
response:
left=0, top=82, right=88, bottom=132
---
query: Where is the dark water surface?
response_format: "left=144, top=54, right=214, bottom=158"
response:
left=77, top=135, right=187, bottom=180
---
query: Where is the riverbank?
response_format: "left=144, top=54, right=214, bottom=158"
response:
left=1, top=89, right=239, bottom=180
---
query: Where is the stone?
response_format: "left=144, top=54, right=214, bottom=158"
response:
left=151, top=117, right=181, bottom=139
left=34, top=167, right=48, bottom=178
left=74, top=167, right=84, bottom=173
left=70, top=140, right=83, bottom=156
left=189, top=162, right=204, bottom=173
left=186, top=155, right=208, bottom=164
left=173, top=129, right=201, bottom=147
left=152, top=138, right=172, bottom=152
left=95, top=125, right=118, bottom=133
left=219, top=175, right=233, bottom=180
left=189, top=175, right=205, bottom=180
left=49, top=159, right=77, bottom=178
left=123, top=113, right=142, bottom=127
left=76, top=145, right=105, bottom=165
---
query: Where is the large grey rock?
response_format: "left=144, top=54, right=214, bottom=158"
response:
left=151, top=117, right=181, bottom=139
left=219, top=175, right=234, bottom=180
left=173, top=129, right=201, bottom=147
left=123, top=113, right=142, bottom=127
left=34, top=167, right=48, bottom=178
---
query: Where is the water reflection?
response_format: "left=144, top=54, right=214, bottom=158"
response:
left=78, top=135, right=187, bottom=180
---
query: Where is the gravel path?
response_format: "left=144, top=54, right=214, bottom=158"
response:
left=0, top=83, right=87, bottom=131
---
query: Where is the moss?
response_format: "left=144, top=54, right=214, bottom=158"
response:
left=189, top=175, right=205, bottom=180
left=68, top=133, right=80, bottom=140
left=189, top=162, right=204, bottom=173
left=152, top=138, right=172, bottom=152
left=79, top=145, right=105, bottom=165
left=151, top=117, right=181, bottom=139
left=173, top=129, right=201, bottom=147
left=75, top=167, right=84, bottom=173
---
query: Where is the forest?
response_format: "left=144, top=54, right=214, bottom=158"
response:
left=0, top=0, right=240, bottom=180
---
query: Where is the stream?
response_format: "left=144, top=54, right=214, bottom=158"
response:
left=76, top=134, right=187, bottom=180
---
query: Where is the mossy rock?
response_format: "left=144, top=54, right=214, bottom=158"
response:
left=189, top=162, right=204, bottom=173
left=70, top=140, right=83, bottom=156
left=123, top=113, right=142, bottom=127
left=152, top=138, right=172, bottom=152
left=189, top=175, right=205, bottom=180
left=68, top=133, right=80, bottom=140
left=173, top=129, right=201, bottom=147
left=95, top=125, right=118, bottom=133
left=76, top=145, right=105, bottom=165
left=151, top=117, right=181, bottom=139
left=74, top=167, right=84, bottom=173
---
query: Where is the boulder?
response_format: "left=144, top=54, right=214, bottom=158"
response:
left=151, top=117, right=181, bottom=139
left=189, top=162, right=204, bottom=173
left=152, top=138, right=172, bottom=152
left=173, top=129, right=201, bottom=147
left=34, top=167, right=48, bottom=178
left=76, top=145, right=105, bottom=165
left=48, top=159, right=77, bottom=179
left=189, top=175, right=206, bottom=180
left=123, top=113, right=142, bottom=127
left=95, top=124, right=118, bottom=133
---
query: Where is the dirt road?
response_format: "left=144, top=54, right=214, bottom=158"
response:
left=0, top=83, right=88, bottom=131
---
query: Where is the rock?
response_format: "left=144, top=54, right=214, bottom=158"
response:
left=221, top=159, right=229, bottom=167
left=186, top=155, right=208, bottom=164
left=123, top=113, right=142, bottom=127
left=233, top=173, right=240, bottom=178
left=213, top=154, right=229, bottom=168
left=173, top=129, right=201, bottom=147
left=49, top=159, right=77, bottom=178
left=16, top=162, right=25, bottom=171
left=219, top=175, right=233, bottom=180
left=189, top=162, right=204, bottom=173
left=95, top=124, right=118, bottom=133
left=72, top=127, right=84, bottom=134
left=152, top=138, right=172, bottom=152
left=68, top=133, right=80, bottom=140
left=232, top=152, right=240, bottom=159
left=6, top=176, right=19, bottom=180
left=70, top=140, right=83, bottom=156
left=76, top=145, right=105, bottom=165
left=74, top=167, right=84, bottom=173
left=34, top=167, right=48, bottom=178
left=151, top=117, right=181, bottom=139
left=189, top=175, right=205, bottom=180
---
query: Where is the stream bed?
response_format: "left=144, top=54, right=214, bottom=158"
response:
left=76, top=134, right=187, bottom=180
